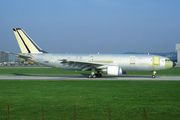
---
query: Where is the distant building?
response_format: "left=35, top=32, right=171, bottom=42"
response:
left=176, top=44, right=180, bottom=67
left=0, top=51, right=9, bottom=63
left=176, top=44, right=180, bottom=62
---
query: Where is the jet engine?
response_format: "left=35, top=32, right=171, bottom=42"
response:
left=101, top=66, right=122, bottom=76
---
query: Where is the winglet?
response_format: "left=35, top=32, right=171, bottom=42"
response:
left=13, top=28, right=47, bottom=53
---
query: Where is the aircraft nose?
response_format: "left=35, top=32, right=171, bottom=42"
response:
left=173, top=62, right=176, bottom=67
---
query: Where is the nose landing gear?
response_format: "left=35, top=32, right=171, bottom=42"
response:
left=152, top=71, right=156, bottom=78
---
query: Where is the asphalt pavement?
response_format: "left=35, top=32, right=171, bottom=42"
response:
left=0, top=75, right=180, bottom=81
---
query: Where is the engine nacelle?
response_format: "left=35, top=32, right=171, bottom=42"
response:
left=102, top=66, right=122, bottom=76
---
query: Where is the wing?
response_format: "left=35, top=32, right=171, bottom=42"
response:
left=59, top=59, right=116, bottom=71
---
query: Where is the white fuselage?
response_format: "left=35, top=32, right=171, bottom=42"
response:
left=26, top=53, right=172, bottom=72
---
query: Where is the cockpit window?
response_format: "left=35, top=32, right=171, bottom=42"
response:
left=165, top=59, right=170, bottom=61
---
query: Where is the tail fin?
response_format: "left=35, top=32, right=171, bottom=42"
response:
left=13, top=28, right=47, bottom=53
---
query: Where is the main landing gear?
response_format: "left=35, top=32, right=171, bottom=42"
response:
left=152, top=71, right=156, bottom=78
left=88, top=73, right=102, bottom=78
left=88, top=68, right=102, bottom=78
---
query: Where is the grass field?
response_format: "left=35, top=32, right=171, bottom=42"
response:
left=0, top=66, right=180, bottom=76
left=0, top=81, right=180, bottom=120
left=0, top=67, right=180, bottom=119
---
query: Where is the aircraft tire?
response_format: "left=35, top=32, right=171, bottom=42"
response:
left=88, top=74, right=101, bottom=78
left=152, top=75, right=156, bottom=78
left=93, top=74, right=97, bottom=78
left=88, top=75, right=92, bottom=78
left=97, top=74, right=102, bottom=77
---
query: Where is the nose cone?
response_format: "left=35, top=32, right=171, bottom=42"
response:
left=173, top=62, right=176, bottom=67
left=165, top=58, right=174, bottom=69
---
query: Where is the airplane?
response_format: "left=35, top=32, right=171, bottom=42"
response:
left=9, top=28, right=176, bottom=78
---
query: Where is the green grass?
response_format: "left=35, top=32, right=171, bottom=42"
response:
left=0, top=66, right=180, bottom=76
left=0, top=66, right=90, bottom=75
left=0, top=67, right=180, bottom=119
left=0, top=81, right=180, bottom=119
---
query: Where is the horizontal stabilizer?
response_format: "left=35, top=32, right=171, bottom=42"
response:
left=5, top=51, right=32, bottom=59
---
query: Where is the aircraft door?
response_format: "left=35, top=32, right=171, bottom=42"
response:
left=130, top=56, right=136, bottom=64
left=153, top=56, right=160, bottom=66
left=152, top=56, right=160, bottom=70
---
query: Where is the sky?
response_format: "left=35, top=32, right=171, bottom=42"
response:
left=0, top=0, right=180, bottom=58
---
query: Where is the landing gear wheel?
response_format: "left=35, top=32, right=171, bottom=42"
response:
left=88, top=74, right=97, bottom=78
left=152, top=75, right=156, bottom=78
left=92, top=74, right=97, bottom=78
left=88, top=69, right=102, bottom=78
left=88, top=75, right=92, bottom=78
left=98, top=74, right=102, bottom=77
